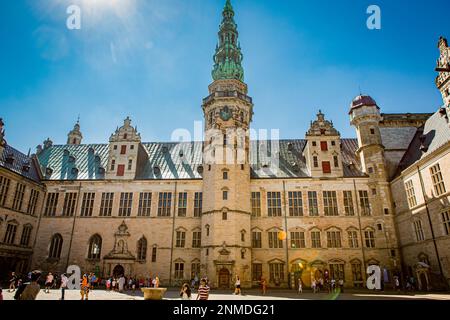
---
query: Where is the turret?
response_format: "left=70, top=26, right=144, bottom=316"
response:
left=436, top=36, right=450, bottom=123
left=67, top=119, right=83, bottom=145
left=0, top=118, right=6, bottom=158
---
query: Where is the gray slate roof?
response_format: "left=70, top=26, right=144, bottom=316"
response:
left=396, top=108, right=450, bottom=175
left=37, top=139, right=365, bottom=181
left=0, top=144, right=41, bottom=182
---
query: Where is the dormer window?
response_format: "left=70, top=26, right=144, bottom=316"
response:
left=68, top=155, right=76, bottom=163
left=223, top=190, right=228, bottom=200
left=320, top=129, right=326, bottom=135
left=71, top=167, right=79, bottom=175
left=333, top=155, right=339, bottom=168
left=120, top=145, right=127, bottom=155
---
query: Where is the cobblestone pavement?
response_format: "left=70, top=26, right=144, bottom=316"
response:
left=3, top=288, right=450, bottom=301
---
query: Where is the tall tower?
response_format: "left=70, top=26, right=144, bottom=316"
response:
left=67, top=119, right=83, bottom=145
left=436, top=37, right=450, bottom=118
left=201, top=0, right=254, bottom=289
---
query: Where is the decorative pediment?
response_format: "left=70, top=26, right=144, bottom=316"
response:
left=104, top=221, right=135, bottom=260
left=219, top=242, right=231, bottom=256
left=306, top=110, right=340, bottom=137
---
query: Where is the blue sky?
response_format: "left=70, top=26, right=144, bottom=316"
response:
left=1, top=0, right=449, bottom=153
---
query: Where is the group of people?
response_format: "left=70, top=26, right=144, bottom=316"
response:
left=310, top=277, right=345, bottom=293
left=105, top=275, right=160, bottom=292
left=180, top=278, right=211, bottom=300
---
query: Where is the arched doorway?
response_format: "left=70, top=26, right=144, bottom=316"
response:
left=113, top=265, right=125, bottom=277
left=218, top=268, right=230, bottom=289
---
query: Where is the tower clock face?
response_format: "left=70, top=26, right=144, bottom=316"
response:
left=219, top=106, right=233, bottom=121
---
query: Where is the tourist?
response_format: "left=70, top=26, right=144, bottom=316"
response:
left=180, top=283, right=192, bottom=300
left=90, top=273, right=97, bottom=290
left=394, top=276, right=401, bottom=292
left=106, top=278, right=111, bottom=291
left=191, top=278, right=196, bottom=290
left=128, top=277, right=133, bottom=291
left=339, top=279, right=344, bottom=293
left=234, top=276, right=241, bottom=295
left=60, top=273, right=68, bottom=300
left=154, top=276, right=160, bottom=288
left=14, top=270, right=42, bottom=300
left=261, top=278, right=267, bottom=295
left=312, top=279, right=317, bottom=293
left=8, top=272, right=17, bottom=292
left=112, top=278, right=117, bottom=291
left=196, top=279, right=210, bottom=301
left=0, top=287, right=3, bottom=301
left=118, top=275, right=126, bottom=292
left=45, top=272, right=54, bottom=293
left=80, top=274, right=90, bottom=300
left=331, top=278, right=336, bottom=293
left=298, top=278, right=303, bottom=294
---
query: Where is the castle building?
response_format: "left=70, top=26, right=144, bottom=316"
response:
left=0, top=0, right=449, bottom=290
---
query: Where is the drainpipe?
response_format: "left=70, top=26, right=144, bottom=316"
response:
left=168, top=181, right=178, bottom=287
left=31, top=183, right=47, bottom=270
left=353, top=179, right=367, bottom=284
left=65, top=182, right=82, bottom=271
left=282, top=180, right=290, bottom=289
left=417, top=166, right=446, bottom=288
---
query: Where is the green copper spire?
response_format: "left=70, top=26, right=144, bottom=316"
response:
left=212, top=0, right=244, bottom=82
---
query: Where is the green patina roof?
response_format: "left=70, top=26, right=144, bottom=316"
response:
left=36, top=139, right=365, bottom=181
left=212, top=0, right=245, bottom=82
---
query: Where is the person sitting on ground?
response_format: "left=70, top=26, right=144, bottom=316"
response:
left=14, top=270, right=42, bottom=300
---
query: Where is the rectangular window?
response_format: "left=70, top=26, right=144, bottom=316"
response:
left=348, top=231, right=359, bottom=248
left=118, top=192, right=133, bottom=217
left=62, top=192, right=77, bottom=217
left=223, top=171, right=228, bottom=180
left=120, top=145, right=127, bottom=154
left=80, top=192, right=95, bottom=217
left=194, top=192, right=203, bottom=217
left=269, top=263, right=285, bottom=283
left=430, top=164, right=446, bottom=196
left=151, top=247, right=157, bottom=262
left=290, top=232, right=306, bottom=249
left=333, top=155, right=339, bottom=168
left=192, top=231, right=201, bottom=248
left=158, top=192, right=172, bottom=217
left=352, top=262, right=363, bottom=287
left=322, top=161, right=331, bottom=174
left=3, top=223, right=17, bottom=244
left=178, top=192, right=187, bottom=217
left=343, top=191, right=355, bottom=216
left=320, top=141, right=328, bottom=151
left=313, top=156, right=319, bottom=168
left=359, top=190, right=371, bottom=216
left=138, top=192, right=152, bottom=217
left=0, top=176, right=11, bottom=206
left=174, top=263, right=184, bottom=280
left=443, top=210, right=450, bottom=236
left=364, top=230, right=376, bottom=248
left=311, top=231, right=321, bottom=248
left=268, top=231, right=283, bottom=248
left=110, top=159, right=115, bottom=171
left=414, top=220, right=425, bottom=242
left=44, top=193, right=59, bottom=216
left=323, top=191, right=338, bottom=216
left=223, top=190, right=228, bottom=200
left=327, top=231, right=342, bottom=248
left=251, top=192, right=261, bottom=217
left=252, top=263, right=263, bottom=281
left=404, top=180, right=417, bottom=208
left=288, top=191, right=303, bottom=216
left=128, top=159, right=133, bottom=170
left=20, top=225, right=32, bottom=247
left=267, top=192, right=282, bottom=217
left=12, top=183, right=26, bottom=211
left=117, top=164, right=125, bottom=177
left=308, top=191, right=319, bottom=216
left=252, top=231, right=262, bottom=248
left=27, top=189, right=40, bottom=215
left=99, top=192, right=114, bottom=216
left=176, top=231, right=186, bottom=248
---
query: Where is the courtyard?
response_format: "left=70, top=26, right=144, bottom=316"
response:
left=3, top=288, right=450, bottom=301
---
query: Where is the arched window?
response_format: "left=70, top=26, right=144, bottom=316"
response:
left=49, top=234, right=63, bottom=259
left=88, top=234, right=102, bottom=260
left=137, top=237, right=147, bottom=261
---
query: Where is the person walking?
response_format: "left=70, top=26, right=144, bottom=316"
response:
left=0, top=287, right=3, bottom=301
left=154, top=276, right=160, bottom=288
left=118, top=275, right=126, bottom=292
left=90, top=273, right=97, bottom=290
left=14, top=270, right=42, bottom=300
left=297, top=278, right=303, bottom=294
left=60, top=273, right=68, bottom=300
left=45, top=272, right=54, bottom=293
left=9, top=272, right=17, bottom=292
left=338, top=279, right=344, bottom=293
left=80, top=274, right=90, bottom=300
left=180, top=283, right=192, bottom=300
left=312, top=279, right=317, bottom=294
left=234, top=276, right=241, bottom=295
left=196, top=279, right=210, bottom=301
left=261, top=278, right=267, bottom=295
